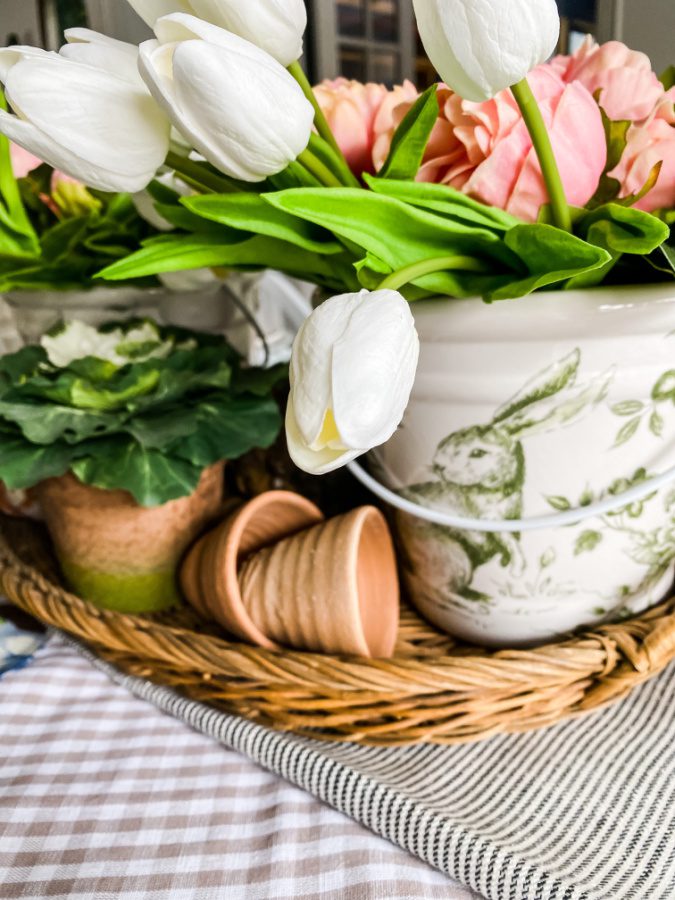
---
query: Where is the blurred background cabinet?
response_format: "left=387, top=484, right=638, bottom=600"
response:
left=1, top=0, right=672, bottom=84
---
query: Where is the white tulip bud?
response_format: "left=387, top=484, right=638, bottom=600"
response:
left=286, top=290, right=420, bottom=475
left=138, top=14, right=314, bottom=182
left=0, top=43, right=170, bottom=193
left=188, top=0, right=307, bottom=67
left=412, top=0, right=560, bottom=102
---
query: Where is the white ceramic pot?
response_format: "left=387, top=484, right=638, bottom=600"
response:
left=370, top=284, right=675, bottom=647
left=3, top=284, right=228, bottom=345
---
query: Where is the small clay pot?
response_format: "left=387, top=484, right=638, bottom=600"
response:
left=181, top=491, right=400, bottom=658
left=37, top=463, right=225, bottom=614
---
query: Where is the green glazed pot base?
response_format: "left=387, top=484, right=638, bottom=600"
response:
left=59, top=556, right=181, bottom=614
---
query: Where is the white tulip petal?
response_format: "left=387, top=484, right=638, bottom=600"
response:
left=126, top=0, right=194, bottom=27
left=289, top=292, right=363, bottom=446
left=331, top=291, right=419, bottom=450
left=0, top=112, right=132, bottom=192
left=188, top=0, right=306, bottom=66
left=61, top=29, right=144, bottom=87
left=286, top=396, right=364, bottom=476
left=0, top=46, right=55, bottom=82
left=4, top=56, right=169, bottom=190
left=413, top=0, right=560, bottom=101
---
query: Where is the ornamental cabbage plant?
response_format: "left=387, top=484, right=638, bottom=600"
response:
left=0, top=320, right=284, bottom=506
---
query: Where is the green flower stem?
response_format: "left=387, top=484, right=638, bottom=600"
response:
left=288, top=61, right=350, bottom=164
left=297, top=148, right=343, bottom=187
left=511, top=78, right=572, bottom=233
left=378, top=255, right=487, bottom=292
left=308, top=132, right=361, bottom=188
left=0, top=89, right=38, bottom=245
left=165, top=151, right=239, bottom=194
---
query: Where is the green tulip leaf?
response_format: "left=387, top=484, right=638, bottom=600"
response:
left=182, top=193, right=343, bottom=253
left=660, top=65, right=675, bottom=90
left=363, top=175, right=520, bottom=231
left=487, top=224, right=612, bottom=301
left=587, top=110, right=631, bottom=209
left=377, top=86, right=439, bottom=181
left=576, top=204, right=669, bottom=255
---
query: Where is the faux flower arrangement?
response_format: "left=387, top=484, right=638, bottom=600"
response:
left=0, top=0, right=673, bottom=481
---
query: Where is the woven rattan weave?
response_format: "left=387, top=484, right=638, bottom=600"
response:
left=3, top=514, right=675, bottom=746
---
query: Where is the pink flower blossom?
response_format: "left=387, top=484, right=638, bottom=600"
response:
left=374, top=68, right=607, bottom=222
left=612, top=115, right=675, bottom=212
left=552, top=37, right=668, bottom=124
left=9, top=143, right=42, bottom=179
left=547, top=37, right=675, bottom=210
left=314, top=77, right=418, bottom=177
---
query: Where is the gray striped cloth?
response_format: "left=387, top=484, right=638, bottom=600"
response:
left=75, top=638, right=675, bottom=900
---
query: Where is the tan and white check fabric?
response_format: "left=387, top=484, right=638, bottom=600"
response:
left=0, top=639, right=474, bottom=900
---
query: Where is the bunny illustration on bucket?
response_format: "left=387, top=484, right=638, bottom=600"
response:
left=397, top=349, right=614, bottom=605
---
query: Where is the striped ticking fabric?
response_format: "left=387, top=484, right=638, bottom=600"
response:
left=72, top=637, right=675, bottom=900
left=0, top=638, right=475, bottom=900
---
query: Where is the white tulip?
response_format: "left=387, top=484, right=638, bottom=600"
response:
left=188, top=0, right=307, bottom=66
left=412, top=0, right=560, bottom=102
left=286, top=290, right=420, bottom=475
left=61, top=28, right=146, bottom=90
left=138, top=14, right=314, bottom=182
left=127, top=0, right=306, bottom=66
left=126, top=0, right=195, bottom=28
left=0, top=44, right=170, bottom=192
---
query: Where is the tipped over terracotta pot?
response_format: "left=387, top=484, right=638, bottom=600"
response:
left=181, top=491, right=400, bottom=658
left=37, top=463, right=225, bottom=614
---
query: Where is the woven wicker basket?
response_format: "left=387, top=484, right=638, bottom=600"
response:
left=3, top=513, right=675, bottom=746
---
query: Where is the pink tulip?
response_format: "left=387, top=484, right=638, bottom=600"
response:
left=314, top=77, right=418, bottom=177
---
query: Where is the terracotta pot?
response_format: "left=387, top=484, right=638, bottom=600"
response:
left=181, top=492, right=400, bottom=658
left=0, top=483, right=41, bottom=520
left=37, top=463, right=225, bottom=614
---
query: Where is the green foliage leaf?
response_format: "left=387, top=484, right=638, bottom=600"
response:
left=363, top=176, right=519, bottom=231
left=182, top=193, right=343, bottom=253
left=576, top=203, right=670, bottom=256
left=70, top=438, right=204, bottom=507
left=378, top=86, right=439, bottom=181
left=0, top=324, right=283, bottom=504
left=587, top=110, right=631, bottom=208
left=0, top=424, right=74, bottom=490
left=488, top=225, right=611, bottom=301
left=660, top=65, right=675, bottom=90
left=171, top=395, right=281, bottom=468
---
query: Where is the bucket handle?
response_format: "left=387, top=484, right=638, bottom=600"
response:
left=347, top=460, right=675, bottom=534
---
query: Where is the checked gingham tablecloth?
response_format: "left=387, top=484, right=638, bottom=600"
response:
left=1, top=637, right=475, bottom=900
